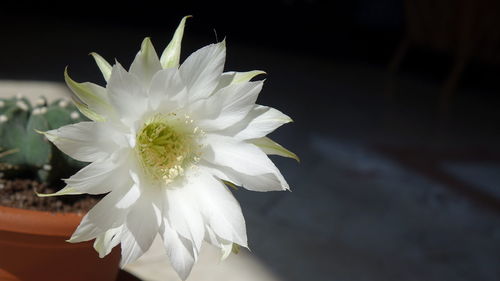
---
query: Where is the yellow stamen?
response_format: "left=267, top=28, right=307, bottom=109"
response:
left=136, top=114, right=201, bottom=184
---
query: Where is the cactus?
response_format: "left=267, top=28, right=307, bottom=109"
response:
left=0, top=95, right=87, bottom=186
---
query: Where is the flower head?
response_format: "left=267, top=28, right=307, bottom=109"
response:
left=42, top=16, right=297, bottom=279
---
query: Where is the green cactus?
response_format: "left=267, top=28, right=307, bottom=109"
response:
left=0, top=96, right=87, bottom=186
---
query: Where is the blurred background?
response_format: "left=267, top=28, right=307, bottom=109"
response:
left=1, top=0, right=500, bottom=280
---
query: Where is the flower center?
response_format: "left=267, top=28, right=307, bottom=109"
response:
left=136, top=114, right=200, bottom=184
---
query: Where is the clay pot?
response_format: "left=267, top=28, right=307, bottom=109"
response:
left=0, top=206, right=121, bottom=281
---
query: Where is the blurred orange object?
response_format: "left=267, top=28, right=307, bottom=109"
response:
left=0, top=206, right=121, bottom=281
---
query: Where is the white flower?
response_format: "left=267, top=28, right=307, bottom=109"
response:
left=41, top=16, right=298, bottom=280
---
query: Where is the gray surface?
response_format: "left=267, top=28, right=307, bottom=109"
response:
left=230, top=50, right=500, bottom=281
left=236, top=134, right=500, bottom=281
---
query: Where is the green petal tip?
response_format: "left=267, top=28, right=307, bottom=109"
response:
left=36, top=187, right=82, bottom=197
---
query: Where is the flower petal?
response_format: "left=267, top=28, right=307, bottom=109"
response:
left=190, top=169, right=247, bottom=247
left=43, top=121, right=121, bottom=162
left=164, top=183, right=205, bottom=252
left=90, top=52, right=112, bottom=82
left=205, top=226, right=234, bottom=260
left=249, top=137, right=299, bottom=162
left=63, top=151, right=131, bottom=195
left=214, top=70, right=266, bottom=92
left=195, top=81, right=263, bottom=131
left=64, top=68, right=113, bottom=121
left=221, top=105, right=292, bottom=140
left=107, top=63, right=148, bottom=121
left=91, top=188, right=136, bottom=228
left=160, top=16, right=191, bottom=69
left=94, top=226, right=123, bottom=258
left=69, top=182, right=135, bottom=243
left=201, top=160, right=286, bottom=192
left=68, top=215, right=102, bottom=243
left=120, top=226, right=145, bottom=267
left=148, top=68, right=185, bottom=111
left=161, top=218, right=196, bottom=280
left=129, top=37, right=163, bottom=87
left=202, top=134, right=289, bottom=191
left=72, top=100, right=106, bottom=122
left=116, top=179, right=141, bottom=209
left=122, top=187, right=162, bottom=266
left=179, top=41, right=225, bottom=102
left=36, top=187, right=82, bottom=197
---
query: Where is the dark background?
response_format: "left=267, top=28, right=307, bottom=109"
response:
left=1, top=0, right=405, bottom=79
left=2, top=0, right=500, bottom=103
left=1, top=1, right=500, bottom=280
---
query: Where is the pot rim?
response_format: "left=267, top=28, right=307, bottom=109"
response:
left=0, top=205, right=83, bottom=237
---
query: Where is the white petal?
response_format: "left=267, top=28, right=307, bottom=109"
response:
left=191, top=170, right=247, bottom=247
left=213, top=72, right=235, bottom=93
left=116, top=180, right=141, bottom=209
left=214, top=70, right=265, bottom=92
left=205, top=226, right=234, bottom=260
left=120, top=226, right=146, bottom=267
left=121, top=190, right=161, bottom=266
left=90, top=52, right=112, bottom=82
left=223, top=105, right=292, bottom=140
left=36, top=186, right=82, bottom=197
left=204, top=225, right=220, bottom=246
left=69, top=182, right=136, bottom=243
left=164, top=183, right=205, bottom=251
left=195, top=81, right=263, bottom=131
left=203, top=134, right=281, bottom=176
left=68, top=215, right=102, bottom=243
left=64, top=68, right=113, bottom=121
left=129, top=37, right=163, bottom=87
left=160, top=16, right=191, bottom=69
left=202, top=134, right=289, bottom=191
left=148, top=68, right=185, bottom=111
left=64, top=152, right=130, bottom=194
left=107, top=63, right=147, bottom=121
left=201, top=160, right=285, bottom=192
left=161, top=218, right=196, bottom=280
left=94, top=226, right=123, bottom=258
left=43, top=121, right=120, bottom=162
left=179, top=41, right=225, bottom=102
left=221, top=243, right=234, bottom=260
left=72, top=100, right=106, bottom=122
left=249, top=137, right=299, bottom=162
left=231, top=70, right=266, bottom=84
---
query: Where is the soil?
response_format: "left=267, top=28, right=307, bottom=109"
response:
left=0, top=178, right=99, bottom=213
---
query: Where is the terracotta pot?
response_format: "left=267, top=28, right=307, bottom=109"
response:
left=0, top=206, right=121, bottom=281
